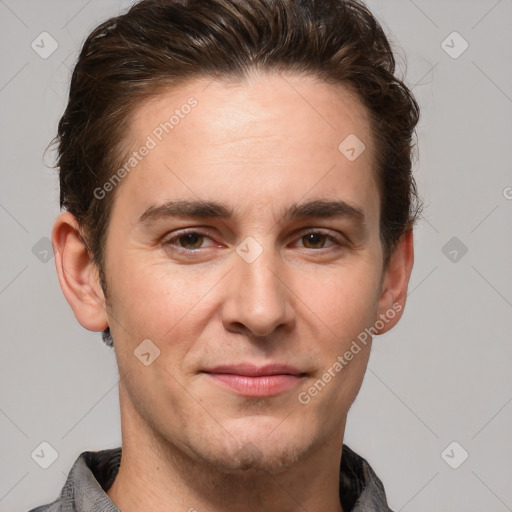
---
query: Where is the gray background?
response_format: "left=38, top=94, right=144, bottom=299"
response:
left=1, top=0, right=511, bottom=511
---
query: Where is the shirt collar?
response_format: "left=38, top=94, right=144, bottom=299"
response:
left=339, top=445, right=395, bottom=512
left=41, top=444, right=393, bottom=511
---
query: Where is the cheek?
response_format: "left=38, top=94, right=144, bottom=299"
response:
left=106, top=254, right=207, bottom=358
left=293, top=267, right=380, bottom=431
left=108, top=255, right=247, bottom=389
left=313, top=262, right=381, bottom=340
left=114, top=254, right=197, bottom=314
left=108, top=261, right=206, bottom=403
left=307, top=268, right=380, bottom=401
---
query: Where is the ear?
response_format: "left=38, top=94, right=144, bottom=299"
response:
left=374, top=229, right=414, bottom=335
left=51, top=212, right=109, bottom=333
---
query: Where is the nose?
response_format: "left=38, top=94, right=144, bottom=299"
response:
left=221, top=244, right=295, bottom=338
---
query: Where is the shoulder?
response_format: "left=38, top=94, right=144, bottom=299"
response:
left=26, top=447, right=121, bottom=512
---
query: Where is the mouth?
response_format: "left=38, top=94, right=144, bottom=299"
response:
left=201, top=363, right=307, bottom=397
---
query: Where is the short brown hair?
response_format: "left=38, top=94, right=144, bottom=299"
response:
left=52, top=0, right=421, bottom=346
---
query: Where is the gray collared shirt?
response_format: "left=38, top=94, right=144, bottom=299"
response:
left=28, top=444, right=394, bottom=512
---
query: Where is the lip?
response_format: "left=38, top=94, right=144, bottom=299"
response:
left=203, top=363, right=304, bottom=377
left=201, top=363, right=306, bottom=397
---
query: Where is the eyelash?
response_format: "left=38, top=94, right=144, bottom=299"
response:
left=162, top=229, right=346, bottom=254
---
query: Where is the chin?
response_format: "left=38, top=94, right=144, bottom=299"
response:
left=190, top=417, right=314, bottom=475
left=201, top=441, right=306, bottom=476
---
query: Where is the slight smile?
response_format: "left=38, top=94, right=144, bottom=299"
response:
left=201, top=364, right=308, bottom=397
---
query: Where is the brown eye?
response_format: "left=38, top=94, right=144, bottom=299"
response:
left=296, top=231, right=343, bottom=250
left=163, top=230, right=215, bottom=253
left=301, top=233, right=328, bottom=249
left=177, top=233, right=205, bottom=250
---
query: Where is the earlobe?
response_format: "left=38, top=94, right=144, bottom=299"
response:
left=375, top=229, right=414, bottom=335
left=51, top=212, right=109, bottom=333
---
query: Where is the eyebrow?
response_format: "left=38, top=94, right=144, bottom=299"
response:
left=137, top=198, right=365, bottom=226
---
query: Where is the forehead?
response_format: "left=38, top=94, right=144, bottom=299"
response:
left=129, top=71, right=374, bottom=156
left=114, top=71, right=379, bottom=227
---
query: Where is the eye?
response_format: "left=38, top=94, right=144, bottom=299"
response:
left=294, top=230, right=345, bottom=250
left=163, top=230, right=216, bottom=253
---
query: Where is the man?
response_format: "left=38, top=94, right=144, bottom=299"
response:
left=31, top=0, right=420, bottom=510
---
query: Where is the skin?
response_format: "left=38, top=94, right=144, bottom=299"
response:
left=52, top=71, right=414, bottom=512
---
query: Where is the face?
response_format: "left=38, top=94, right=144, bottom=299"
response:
left=56, top=71, right=411, bottom=475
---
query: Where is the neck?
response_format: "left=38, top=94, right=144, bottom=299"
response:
left=107, top=385, right=345, bottom=512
